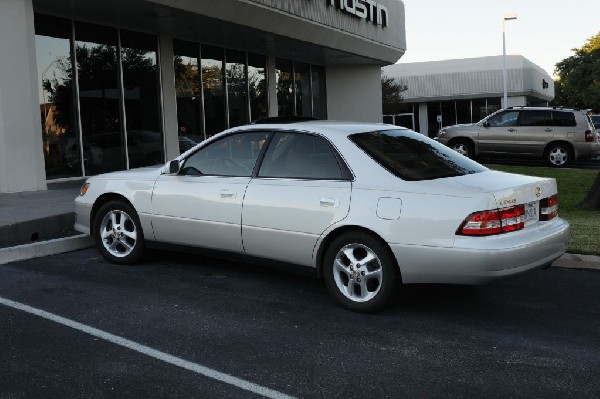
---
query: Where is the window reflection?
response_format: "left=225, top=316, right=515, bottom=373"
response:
left=75, top=22, right=125, bottom=175
left=226, top=49, right=248, bottom=128
left=295, top=62, right=311, bottom=117
left=202, top=46, right=226, bottom=137
left=34, top=14, right=79, bottom=178
left=174, top=40, right=202, bottom=147
left=276, top=59, right=294, bottom=116
left=248, top=53, right=267, bottom=122
left=121, top=30, right=163, bottom=168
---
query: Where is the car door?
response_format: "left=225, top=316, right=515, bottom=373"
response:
left=514, top=110, right=553, bottom=156
left=242, top=132, right=351, bottom=267
left=151, top=131, right=269, bottom=252
left=478, top=110, right=519, bottom=154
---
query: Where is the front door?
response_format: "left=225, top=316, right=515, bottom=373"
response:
left=478, top=110, right=519, bottom=154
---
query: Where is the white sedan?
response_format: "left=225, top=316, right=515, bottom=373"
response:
left=74, top=121, right=570, bottom=312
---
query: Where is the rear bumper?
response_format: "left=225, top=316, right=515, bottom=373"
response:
left=390, top=218, right=570, bottom=284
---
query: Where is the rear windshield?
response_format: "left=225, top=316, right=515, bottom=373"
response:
left=350, top=129, right=487, bottom=181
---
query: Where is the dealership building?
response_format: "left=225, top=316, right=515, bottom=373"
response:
left=382, top=55, right=554, bottom=137
left=0, top=0, right=406, bottom=193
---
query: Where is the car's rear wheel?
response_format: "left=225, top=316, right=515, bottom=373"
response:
left=450, top=139, right=474, bottom=158
left=323, top=232, right=399, bottom=313
left=94, top=200, right=145, bottom=265
left=545, top=143, right=572, bottom=167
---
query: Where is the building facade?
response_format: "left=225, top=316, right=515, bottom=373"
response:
left=382, top=55, right=554, bottom=137
left=0, top=0, right=406, bottom=193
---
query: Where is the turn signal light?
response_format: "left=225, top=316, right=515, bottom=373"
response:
left=79, top=182, right=90, bottom=196
left=458, top=205, right=525, bottom=236
left=540, top=194, right=558, bottom=221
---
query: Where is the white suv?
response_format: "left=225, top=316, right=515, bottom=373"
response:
left=435, top=106, right=600, bottom=166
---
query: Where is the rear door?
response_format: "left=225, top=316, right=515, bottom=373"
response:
left=242, top=132, right=351, bottom=267
left=515, top=110, right=554, bottom=156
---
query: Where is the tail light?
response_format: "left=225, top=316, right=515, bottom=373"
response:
left=585, top=130, right=594, bottom=142
left=540, top=194, right=558, bottom=221
left=458, top=205, right=525, bottom=236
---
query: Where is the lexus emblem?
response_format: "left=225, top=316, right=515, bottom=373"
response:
left=535, top=187, right=542, bottom=197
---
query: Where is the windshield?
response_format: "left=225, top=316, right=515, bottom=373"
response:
left=350, top=129, right=487, bottom=181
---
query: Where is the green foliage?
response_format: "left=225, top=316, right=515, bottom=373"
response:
left=381, top=75, right=407, bottom=115
left=552, top=32, right=600, bottom=112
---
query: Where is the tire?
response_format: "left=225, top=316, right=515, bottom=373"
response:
left=323, top=231, right=399, bottom=313
left=450, top=139, right=474, bottom=158
left=93, top=200, right=145, bottom=265
left=544, top=143, right=572, bottom=167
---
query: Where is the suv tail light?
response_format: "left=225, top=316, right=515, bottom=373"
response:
left=540, top=194, right=558, bottom=221
left=457, top=205, right=525, bottom=236
left=585, top=130, right=594, bottom=142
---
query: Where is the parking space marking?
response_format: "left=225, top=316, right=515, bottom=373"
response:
left=0, top=296, right=295, bottom=399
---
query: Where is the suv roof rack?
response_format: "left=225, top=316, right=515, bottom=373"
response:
left=252, top=116, right=318, bottom=124
left=506, top=105, right=583, bottom=111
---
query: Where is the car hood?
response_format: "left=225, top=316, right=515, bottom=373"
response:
left=92, top=165, right=164, bottom=181
left=443, top=123, right=478, bottom=131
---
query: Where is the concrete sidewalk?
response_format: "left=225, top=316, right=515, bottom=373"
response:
left=0, top=182, right=599, bottom=270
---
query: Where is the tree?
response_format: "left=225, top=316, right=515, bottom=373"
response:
left=552, top=32, right=600, bottom=111
left=381, top=75, right=407, bottom=115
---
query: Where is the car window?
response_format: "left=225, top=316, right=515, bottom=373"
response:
left=181, top=132, right=269, bottom=176
left=487, top=111, right=519, bottom=127
left=258, top=132, right=343, bottom=179
left=350, top=129, right=487, bottom=181
left=519, top=110, right=552, bottom=126
left=551, top=111, right=576, bottom=127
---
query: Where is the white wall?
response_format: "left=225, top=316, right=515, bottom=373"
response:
left=326, top=66, right=382, bottom=122
left=507, top=96, right=527, bottom=107
left=0, top=0, right=46, bottom=193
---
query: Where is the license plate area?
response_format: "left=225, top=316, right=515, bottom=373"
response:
left=524, top=201, right=539, bottom=225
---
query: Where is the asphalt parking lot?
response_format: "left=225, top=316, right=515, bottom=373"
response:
left=1, top=248, right=600, bottom=398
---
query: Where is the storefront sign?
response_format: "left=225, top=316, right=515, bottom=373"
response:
left=327, top=0, right=389, bottom=27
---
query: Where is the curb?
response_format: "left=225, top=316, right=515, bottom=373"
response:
left=551, top=253, right=600, bottom=271
left=0, top=234, right=94, bottom=265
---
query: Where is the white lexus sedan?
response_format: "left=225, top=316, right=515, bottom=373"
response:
left=74, top=121, right=570, bottom=312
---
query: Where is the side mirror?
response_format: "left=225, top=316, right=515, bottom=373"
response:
left=482, top=121, right=490, bottom=128
left=168, top=160, right=180, bottom=175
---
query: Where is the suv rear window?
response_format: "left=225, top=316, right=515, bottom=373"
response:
left=350, top=129, right=487, bottom=181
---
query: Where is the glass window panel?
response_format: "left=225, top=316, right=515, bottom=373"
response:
left=440, top=100, right=456, bottom=127
left=75, top=22, right=125, bottom=174
left=472, top=98, right=488, bottom=122
left=295, top=62, right=311, bottom=116
left=487, top=110, right=519, bottom=127
left=276, top=58, right=294, bottom=116
left=259, top=133, right=342, bottom=179
left=248, top=53, right=267, bottom=122
left=226, top=49, right=248, bottom=128
left=120, top=30, right=163, bottom=168
left=202, top=45, right=225, bottom=137
left=311, top=65, right=327, bottom=119
left=456, top=99, right=472, bottom=124
left=486, top=97, right=501, bottom=115
left=34, top=14, right=79, bottom=178
left=173, top=40, right=202, bottom=147
left=181, top=132, right=269, bottom=177
left=520, top=110, right=552, bottom=126
left=427, top=102, right=441, bottom=137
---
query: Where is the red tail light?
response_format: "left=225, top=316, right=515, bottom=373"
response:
left=458, top=205, right=525, bottom=236
left=585, top=130, right=594, bottom=142
left=540, top=194, right=558, bottom=221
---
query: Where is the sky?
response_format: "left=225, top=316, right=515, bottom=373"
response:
left=399, top=0, right=600, bottom=77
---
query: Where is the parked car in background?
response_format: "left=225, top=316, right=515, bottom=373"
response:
left=591, top=114, right=600, bottom=130
left=75, top=121, right=569, bottom=312
left=435, top=106, right=600, bottom=166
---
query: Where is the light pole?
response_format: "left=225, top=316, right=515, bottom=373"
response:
left=502, top=12, right=517, bottom=109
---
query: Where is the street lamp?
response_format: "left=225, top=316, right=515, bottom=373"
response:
left=502, top=12, right=517, bottom=109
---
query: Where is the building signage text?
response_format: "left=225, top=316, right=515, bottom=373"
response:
left=327, top=0, right=389, bottom=27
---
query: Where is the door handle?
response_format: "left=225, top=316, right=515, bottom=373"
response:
left=544, top=128, right=552, bottom=132
left=320, top=197, right=338, bottom=207
left=507, top=128, right=516, bottom=132
left=220, top=189, right=236, bottom=199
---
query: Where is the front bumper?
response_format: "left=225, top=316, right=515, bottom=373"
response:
left=390, top=218, right=570, bottom=284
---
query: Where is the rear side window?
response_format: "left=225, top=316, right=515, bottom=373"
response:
left=519, top=110, right=552, bottom=126
left=551, top=111, right=576, bottom=127
left=350, top=129, right=487, bottom=181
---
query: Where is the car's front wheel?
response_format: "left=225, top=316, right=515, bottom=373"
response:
left=94, top=200, right=145, bottom=265
left=323, top=231, right=399, bottom=312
